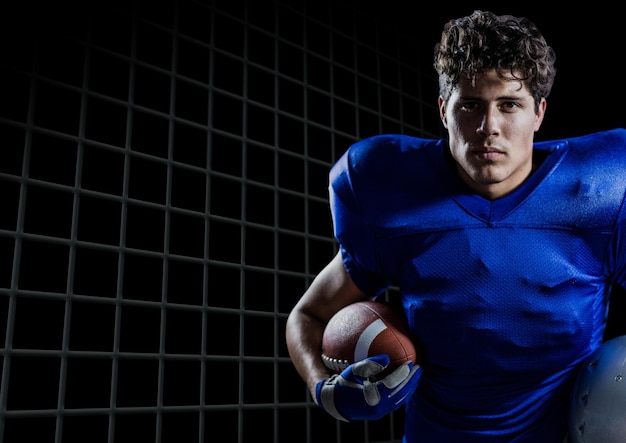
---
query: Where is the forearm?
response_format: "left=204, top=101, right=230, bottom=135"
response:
left=286, top=251, right=369, bottom=400
left=285, top=309, right=331, bottom=401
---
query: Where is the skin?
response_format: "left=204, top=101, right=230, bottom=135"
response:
left=285, top=68, right=547, bottom=402
left=440, top=69, right=546, bottom=200
left=285, top=251, right=368, bottom=401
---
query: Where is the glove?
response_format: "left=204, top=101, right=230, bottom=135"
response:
left=315, top=354, right=422, bottom=422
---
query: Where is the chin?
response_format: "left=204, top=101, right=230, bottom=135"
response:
left=472, top=172, right=503, bottom=185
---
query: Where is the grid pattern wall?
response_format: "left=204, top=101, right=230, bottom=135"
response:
left=0, top=1, right=442, bottom=442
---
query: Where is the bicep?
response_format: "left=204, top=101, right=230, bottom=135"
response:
left=296, top=251, right=370, bottom=324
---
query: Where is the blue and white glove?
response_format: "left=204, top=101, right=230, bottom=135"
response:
left=315, top=354, right=422, bottom=421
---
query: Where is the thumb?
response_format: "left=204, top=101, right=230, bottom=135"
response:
left=352, top=354, right=390, bottom=378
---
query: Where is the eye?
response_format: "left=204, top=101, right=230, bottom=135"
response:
left=500, top=102, right=521, bottom=111
left=459, top=101, right=480, bottom=111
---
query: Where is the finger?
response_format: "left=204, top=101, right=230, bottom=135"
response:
left=382, top=360, right=414, bottom=388
left=387, top=363, right=422, bottom=395
left=363, top=380, right=381, bottom=406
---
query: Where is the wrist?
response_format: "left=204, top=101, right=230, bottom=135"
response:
left=308, top=372, right=330, bottom=404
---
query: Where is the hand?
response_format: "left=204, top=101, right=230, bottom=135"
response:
left=315, top=354, right=422, bottom=421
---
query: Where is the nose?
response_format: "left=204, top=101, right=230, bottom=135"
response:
left=476, top=109, right=498, bottom=136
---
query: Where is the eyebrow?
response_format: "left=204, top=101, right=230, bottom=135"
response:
left=459, top=94, right=530, bottom=102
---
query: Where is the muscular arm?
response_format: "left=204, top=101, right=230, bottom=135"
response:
left=285, top=251, right=369, bottom=401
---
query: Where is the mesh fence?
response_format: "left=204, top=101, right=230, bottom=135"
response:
left=0, top=0, right=442, bottom=442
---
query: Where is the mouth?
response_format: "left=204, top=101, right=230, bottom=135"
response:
left=472, top=146, right=504, bottom=161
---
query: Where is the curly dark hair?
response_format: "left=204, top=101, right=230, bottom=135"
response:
left=434, top=10, right=556, bottom=112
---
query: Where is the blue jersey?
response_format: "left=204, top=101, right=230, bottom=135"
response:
left=329, top=129, right=626, bottom=442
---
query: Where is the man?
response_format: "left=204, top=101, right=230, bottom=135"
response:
left=285, top=10, right=626, bottom=442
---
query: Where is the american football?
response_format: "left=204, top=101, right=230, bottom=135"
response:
left=321, top=300, right=420, bottom=379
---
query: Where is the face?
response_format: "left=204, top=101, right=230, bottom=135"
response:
left=439, top=69, right=547, bottom=200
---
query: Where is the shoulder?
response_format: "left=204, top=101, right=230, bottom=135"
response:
left=539, top=129, right=626, bottom=228
left=536, top=128, right=626, bottom=155
left=569, top=129, right=626, bottom=170
left=534, top=129, right=626, bottom=176
left=345, top=134, right=441, bottom=163
left=331, top=134, right=443, bottom=180
left=329, top=134, right=444, bottom=213
left=566, top=128, right=626, bottom=150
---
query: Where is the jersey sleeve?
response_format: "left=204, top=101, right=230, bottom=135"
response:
left=328, top=134, right=447, bottom=296
left=608, top=186, right=626, bottom=287
left=328, top=138, right=392, bottom=297
left=597, top=129, right=626, bottom=286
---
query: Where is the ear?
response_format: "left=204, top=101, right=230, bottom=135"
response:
left=438, top=96, right=448, bottom=128
left=534, top=98, right=547, bottom=132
